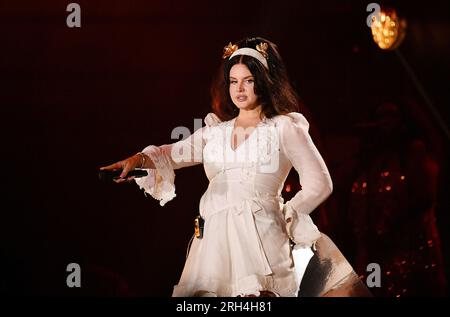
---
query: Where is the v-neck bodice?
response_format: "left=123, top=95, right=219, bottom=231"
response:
left=229, top=117, right=264, bottom=152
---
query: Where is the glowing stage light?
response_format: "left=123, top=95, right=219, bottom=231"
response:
left=370, top=7, right=406, bottom=50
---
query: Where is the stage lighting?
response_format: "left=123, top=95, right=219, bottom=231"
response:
left=370, top=7, right=406, bottom=50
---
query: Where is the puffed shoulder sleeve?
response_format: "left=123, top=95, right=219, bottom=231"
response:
left=135, top=112, right=221, bottom=206
left=279, top=112, right=333, bottom=248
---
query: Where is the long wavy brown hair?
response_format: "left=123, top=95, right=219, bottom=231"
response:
left=211, top=37, right=300, bottom=121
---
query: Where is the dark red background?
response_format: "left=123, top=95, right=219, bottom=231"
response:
left=1, top=0, right=449, bottom=296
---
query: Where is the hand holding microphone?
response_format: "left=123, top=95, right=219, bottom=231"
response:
left=99, top=152, right=149, bottom=183
left=98, top=168, right=148, bottom=182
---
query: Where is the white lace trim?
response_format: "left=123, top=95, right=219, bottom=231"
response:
left=173, top=273, right=297, bottom=297
left=283, top=203, right=321, bottom=248
left=135, top=145, right=176, bottom=206
left=202, top=116, right=280, bottom=170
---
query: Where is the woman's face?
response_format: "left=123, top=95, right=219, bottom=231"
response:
left=229, top=63, right=259, bottom=111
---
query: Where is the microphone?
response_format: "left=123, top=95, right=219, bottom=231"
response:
left=98, top=169, right=148, bottom=181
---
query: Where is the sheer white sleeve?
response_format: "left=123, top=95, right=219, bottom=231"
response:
left=135, top=113, right=221, bottom=206
left=279, top=112, right=333, bottom=248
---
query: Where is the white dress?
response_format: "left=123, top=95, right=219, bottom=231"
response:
left=135, top=112, right=333, bottom=297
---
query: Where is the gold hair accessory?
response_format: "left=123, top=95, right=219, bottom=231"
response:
left=223, top=41, right=269, bottom=69
left=256, top=42, right=268, bottom=58
left=222, top=42, right=238, bottom=59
